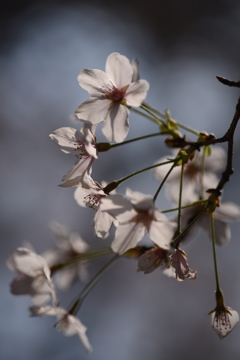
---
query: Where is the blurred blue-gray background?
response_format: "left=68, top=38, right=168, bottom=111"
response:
left=1, top=1, right=240, bottom=359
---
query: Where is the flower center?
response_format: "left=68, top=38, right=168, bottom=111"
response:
left=106, top=86, right=125, bottom=103
left=214, top=310, right=231, bottom=330
left=73, top=141, right=90, bottom=159
left=83, top=194, right=103, bottom=210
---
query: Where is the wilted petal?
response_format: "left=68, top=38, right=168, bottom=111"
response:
left=105, top=52, right=133, bottom=88
left=138, top=248, right=167, bottom=274
left=170, top=248, right=197, bottom=281
left=102, top=103, right=129, bottom=143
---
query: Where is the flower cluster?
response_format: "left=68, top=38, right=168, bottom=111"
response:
left=7, top=52, right=240, bottom=352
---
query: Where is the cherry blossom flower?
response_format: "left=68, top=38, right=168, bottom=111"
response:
left=7, top=247, right=58, bottom=306
left=179, top=201, right=240, bottom=246
left=43, top=222, right=89, bottom=290
left=100, top=189, right=177, bottom=255
left=49, top=122, right=97, bottom=187
left=29, top=305, right=92, bottom=352
left=169, top=248, right=197, bottom=281
left=75, top=52, right=149, bottom=143
left=209, top=302, right=239, bottom=339
left=153, top=146, right=226, bottom=205
left=74, top=178, right=117, bottom=238
left=137, top=247, right=170, bottom=274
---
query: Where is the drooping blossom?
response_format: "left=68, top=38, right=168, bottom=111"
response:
left=7, top=247, right=58, bottom=306
left=169, top=248, right=197, bottom=281
left=75, top=52, right=149, bottom=143
left=179, top=201, right=240, bottom=246
left=43, top=222, right=89, bottom=290
left=137, top=247, right=170, bottom=274
left=100, top=189, right=177, bottom=255
left=153, top=146, right=226, bottom=205
left=74, top=177, right=117, bottom=238
left=29, top=305, right=92, bottom=352
left=209, top=299, right=239, bottom=339
left=49, top=122, right=97, bottom=187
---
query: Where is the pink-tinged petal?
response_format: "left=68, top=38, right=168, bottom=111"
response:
left=76, top=97, right=111, bottom=123
left=102, top=103, right=129, bottom=142
left=59, top=176, right=83, bottom=188
left=211, top=308, right=239, bottom=339
left=201, top=216, right=231, bottom=246
left=100, top=194, right=135, bottom=222
left=105, top=52, right=133, bottom=88
left=49, top=127, right=85, bottom=154
left=148, top=219, right=175, bottom=250
left=125, top=80, right=149, bottom=106
left=93, top=210, right=113, bottom=238
left=77, top=69, right=112, bottom=96
left=138, top=248, right=167, bottom=274
left=10, top=274, right=35, bottom=296
left=62, top=156, right=93, bottom=183
left=205, top=146, right=226, bottom=172
left=111, top=222, right=146, bottom=255
left=215, top=202, right=240, bottom=221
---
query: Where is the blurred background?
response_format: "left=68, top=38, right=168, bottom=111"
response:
left=1, top=0, right=240, bottom=359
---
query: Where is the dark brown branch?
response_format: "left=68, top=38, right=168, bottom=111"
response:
left=216, top=76, right=240, bottom=88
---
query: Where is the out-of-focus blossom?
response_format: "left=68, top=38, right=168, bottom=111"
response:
left=49, top=122, right=97, bottom=187
left=7, top=248, right=58, bottom=306
left=100, top=188, right=176, bottom=255
left=74, top=178, right=117, bottom=238
left=169, top=248, right=197, bottom=281
left=209, top=303, right=239, bottom=339
left=76, top=52, right=149, bottom=143
left=153, top=146, right=226, bottom=205
left=137, top=247, right=170, bottom=274
left=179, top=201, right=240, bottom=246
left=43, top=222, right=89, bottom=290
left=30, top=305, right=92, bottom=352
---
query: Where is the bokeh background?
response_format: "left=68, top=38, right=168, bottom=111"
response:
left=1, top=1, right=240, bottom=359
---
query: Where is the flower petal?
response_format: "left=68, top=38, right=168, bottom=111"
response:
left=148, top=218, right=176, bottom=250
left=125, top=80, right=149, bottom=106
left=77, top=69, right=112, bottom=96
left=93, top=210, right=113, bottom=238
left=105, top=52, right=133, bottom=89
left=111, top=222, right=146, bottom=255
left=76, top=97, right=111, bottom=123
left=102, top=103, right=130, bottom=142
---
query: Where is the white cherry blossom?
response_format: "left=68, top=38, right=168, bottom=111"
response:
left=43, top=222, right=89, bottom=290
left=76, top=52, right=149, bottom=143
left=30, top=305, right=92, bottom=352
left=74, top=178, right=117, bottom=238
left=49, top=122, right=97, bottom=187
left=153, top=146, right=226, bottom=205
left=209, top=304, right=239, bottom=339
left=7, top=247, right=58, bottom=306
left=100, top=189, right=177, bottom=255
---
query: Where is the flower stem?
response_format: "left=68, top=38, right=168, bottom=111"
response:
left=210, top=213, right=221, bottom=292
left=153, top=162, right=176, bottom=202
left=130, top=107, right=161, bottom=125
left=176, top=163, right=184, bottom=235
left=171, top=205, right=207, bottom=248
left=140, top=104, right=164, bottom=125
left=161, top=199, right=208, bottom=213
left=69, top=255, right=119, bottom=315
left=50, top=248, right=113, bottom=274
left=109, top=132, right=163, bottom=148
left=142, top=103, right=200, bottom=136
left=116, top=159, right=175, bottom=187
left=199, top=149, right=206, bottom=200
